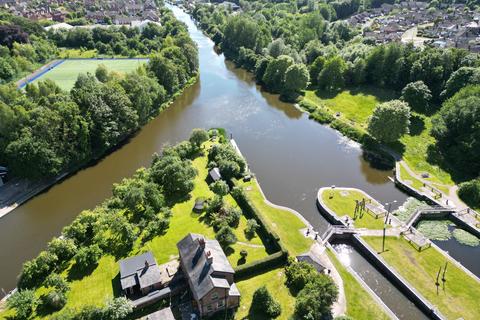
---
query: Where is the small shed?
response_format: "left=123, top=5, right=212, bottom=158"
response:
left=209, top=167, right=222, bottom=182
left=193, top=198, right=206, bottom=213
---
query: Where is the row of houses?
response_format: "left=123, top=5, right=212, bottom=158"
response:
left=349, top=1, right=480, bottom=52
left=84, top=0, right=160, bottom=24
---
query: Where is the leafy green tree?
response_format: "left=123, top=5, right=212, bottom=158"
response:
left=267, top=38, right=286, bottom=58
left=263, top=55, right=294, bottom=93
left=401, top=81, right=432, bottom=113
left=149, top=54, right=179, bottom=94
left=309, top=56, right=326, bottom=86
left=7, top=289, right=38, bottom=320
left=44, top=273, right=69, bottom=293
left=252, top=286, right=282, bottom=318
left=215, top=225, right=237, bottom=248
left=318, top=56, right=346, bottom=91
left=441, top=67, right=480, bottom=100
left=432, top=86, right=480, bottom=175
left=294, top=274, right=338, bottom=320
left=223, top=15, right=269, bottom=54
left=47, top=237, right=77, bottom=263
left=150, top=154, right=197, bottom=199
left=189, top=128, right=209, bottom=149
left=102, top=297, right=133, bottom=319
left=245, top=219, right=259, bottom=239
left=284, top=63, right=310, bottom=94
left=285, top=260, right=318, bottom=292
left=95, top=64, right=109, bottom=83
left=210, top=180, right=229, bottom=196
left=44, top=290, right=67, bottom=311
left=74, top=244, right=102, bottom=270
left=458, top=179, right=480, bottom=208
left=368, top=100, right=410, bottom=143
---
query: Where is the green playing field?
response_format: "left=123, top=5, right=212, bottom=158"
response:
left=29, top=59, right=148, bottom=91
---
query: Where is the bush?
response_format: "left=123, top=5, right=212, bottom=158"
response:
left=234, top=251, right=288, bottom=280
left=7, top=289, right=38, bottom=320
left=44, top=290, right=67, bottom=311
left=240, top=249, right=248, bottom=258
left=215, top=225, right=237, bottom=248
left=285, top=260, right=318, bottom=292
left=210, top=180, right=230, bottom=196
left=47, top=237, right=77, bottom=263
left=245, top=218, right=259, bottom=239
left=18, top=251, right=58, bottom=289
left=74, top=244, right=102, bottom=270
left=294, top=274, right=338, bottom=320
left=44, top=273, right=69, bottom=293
left=310, top=108, right=335, bottom=124
left=458, top=179, right=480, bottom=208
left=252, top=286, right=282, bottom=318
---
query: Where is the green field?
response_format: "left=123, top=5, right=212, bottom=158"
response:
left=30, top=59, right=148, bottom=91
left=363, top=236, right=480, bottom=320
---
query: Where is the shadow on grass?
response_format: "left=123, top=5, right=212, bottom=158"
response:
left=237, top=256, right=246, bottom=266
left=67, top=262, right=98, bottom=282
left=426, top=144, right=472, bottom=183
left=314, top=85, right=398, bottom=102
left=111, top=273, right=123, bottom=298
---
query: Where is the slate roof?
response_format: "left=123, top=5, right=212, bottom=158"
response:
left=177, top=234, right=235, bottom=300
left=140, top=307, right=175, bottom=320
left=119, top=251, right=161, bottom=290
left=209, top=167, right=222, bottom=181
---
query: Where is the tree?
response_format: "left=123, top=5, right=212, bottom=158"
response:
left=309, top=56, right=326, bottom=86
left=285, top=260, right=318, bottom=292
left=189, top=128, right=209, bottom=149
left=458, top=179, right=480, bottom=209
left=74, top=244, right=102, bottom=270
left=368, top=100, right=410, bottom=143
left=252, top=286, right=282, bottom=318
left=95, top=64, right=109, bottom=83
left=47, top=237, right=77, bottom=263
left=262, top=55, right=294, bottom=93
left=102, top=297, right=133, bottom=319
left=44, top=273, right=69, bottom=293
left=150, top=154, right=197, bottom=199
left=215, top=225, right=237, bottom=248
left=441, top=67, right=480, bottom=100
left=401, top=81, right=432, bottom=113
left=267, top=38, right=286, bottom=58
left=210, top=180, right=229, bottom=196
left=318, top=56, right=346, bottom=91
left=245, top=219, right=259, bottom=239
left=294, top=275, right=338, bottom=320
left=284, top=63, right=310, bottom=94
left=44, top=290, right=67, bottom=311
left=432, top=86, right=480, bottom=175
left=7, top=289, right=38, bottom=320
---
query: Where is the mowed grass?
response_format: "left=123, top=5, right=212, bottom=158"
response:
left=303, top=86, right=396, bottom=129
left=30, top=59, right=148, bottom=91
left=235, top=268, right=296, bottom=320
left=321, top=188, right=387, bottom=230
left=363, top=236, right=480, bottom=320
left=236, top=179, right=312, bottom=256
left=326, top=249, right=390, bottom=320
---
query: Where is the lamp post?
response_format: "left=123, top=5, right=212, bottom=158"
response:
left=330, top=185, right=336, bottom=199
left=382, top=200, right=397, bottom=252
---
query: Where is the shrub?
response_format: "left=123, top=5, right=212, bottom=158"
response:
left=285, top=260, right=318, bottom=292
left=252, top=286, right=282, bottom=318
left=294, top=274, right=338, bottom=320
left=44, top=290, right=67, bottom=311
left=215, top=225, right=237, bottom=248
left=310, top=108, right=335, bottom=124
left=189, top=128, right=209, bottom=149
left=458, top=179, right=480, bottom=208
left=234, top=251, right=287, bottom=280
left=74, top=244, right=102, bottom=270
left=245, top=218, right=259, bottom=239
left=18, top=251, right=58, bottom=289
left=44, top=273, right=69, bottom=293
left=47, top=237, right=77, bottom=263
left=7, top=289, right=38, bottom=320
left=210, top=180, right=229, bottom=196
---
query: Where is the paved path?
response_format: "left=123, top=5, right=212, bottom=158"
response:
left=236, top=241, right=264, bottom=248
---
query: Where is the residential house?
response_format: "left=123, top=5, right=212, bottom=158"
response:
left=177, top=234, right=240, bottom=317
left=119, top=251, right=163, bottom=296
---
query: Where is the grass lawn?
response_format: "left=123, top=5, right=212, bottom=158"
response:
left=363, top=236, right=480, bottom=320
left=303, top=87, right=457, bottom=187
left=30, top=59, right=148, bottom=91
left=236, top=179, right=312, bottom=256
left=303, top=86, right=396, bottom=130
left=58, top=48, right=98, bottom=59
left=326, top=249, right=390, bottom=320
left=235, top=268, right=295, bottom=320
left=321, top=189, right=387, bottom=230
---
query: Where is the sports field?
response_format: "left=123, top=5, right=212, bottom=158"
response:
left=27, top=59, right=148, bottom=91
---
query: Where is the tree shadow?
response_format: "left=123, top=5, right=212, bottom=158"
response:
left=314, top=88, right=340, bottom=100
left=67, top=261, right=98, bottom=282
left=237, top=256, right=246, bottom=266
left=426, top=144, right=472, bottom=183
left=111, top=273, right=123, bottom=298
left=409, top=114, right=425, bottom=136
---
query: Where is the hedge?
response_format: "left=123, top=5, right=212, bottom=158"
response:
left=234, top=250, right=288, bottom=281
left=231, top=180, right=285, bottom=253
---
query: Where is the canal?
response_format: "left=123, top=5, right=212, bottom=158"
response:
left=0, top=6, right=408, bottom=292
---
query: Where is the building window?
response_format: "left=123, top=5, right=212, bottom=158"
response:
left=206, top=304, right=213, bottom=313
left=211, top=292, right=219, bottom=301
left=218, top=299, right=225, bottom=309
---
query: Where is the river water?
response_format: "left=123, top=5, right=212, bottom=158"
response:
left=0, top=6, right=408, bottom=293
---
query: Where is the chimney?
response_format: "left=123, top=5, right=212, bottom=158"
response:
left=198, top=237, right=206, bottom=250
left=206, top=250, right=213, bottom=264
left=144, top=260, right=149, bottom=269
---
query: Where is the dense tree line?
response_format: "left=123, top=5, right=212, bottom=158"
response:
left=0, top=13, right=198, bottom=180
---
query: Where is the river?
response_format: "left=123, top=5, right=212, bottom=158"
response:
left=0, top=5, right=408, bottom=293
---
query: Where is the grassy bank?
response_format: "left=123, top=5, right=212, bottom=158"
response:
left=363, top=236, right=480, bottom=320
left=235, top=179, right=312, bottom=256
left=235, top=268, right=296, bottom=320
left=326, top=249, right=390, bottom=320
left=302, top=88, right=456, bottom=188
left=320, top=188, right=387, bottom=230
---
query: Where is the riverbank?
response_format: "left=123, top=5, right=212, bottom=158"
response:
left=0, top=74, right=198, bottom=220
